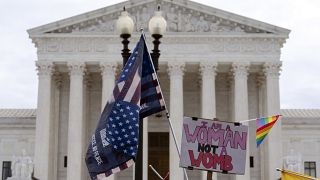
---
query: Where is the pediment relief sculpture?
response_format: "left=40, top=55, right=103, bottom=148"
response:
left=47, top=1, right=270, bottom=34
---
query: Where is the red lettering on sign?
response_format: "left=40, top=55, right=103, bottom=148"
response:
left=189, top=150, right=234, bottom=171
left=188, top=150, right=202, bottom=167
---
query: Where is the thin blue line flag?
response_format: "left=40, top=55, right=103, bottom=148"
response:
left=85, top=34, right=166, bottom=179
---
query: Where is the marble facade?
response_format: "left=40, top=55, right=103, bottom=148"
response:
left=17, top=0, right=293, bottom=179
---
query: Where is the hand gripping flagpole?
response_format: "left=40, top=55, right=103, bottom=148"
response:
left=142, top=32, right=190, bottom=180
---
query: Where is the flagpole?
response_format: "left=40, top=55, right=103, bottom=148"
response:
left=238, top=115, right=282, bottom=123
left=149, top=165, right=164, bottom=180
left=141, top=32, right=190, bottom=180
left=164, top=104, right=190, bottom=180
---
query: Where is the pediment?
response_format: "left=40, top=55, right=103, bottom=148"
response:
left=28, top=0, right=290, bottom=36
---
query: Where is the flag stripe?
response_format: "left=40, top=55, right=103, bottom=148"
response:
left=257, top=125, right=274, bottom=137
left=257, top=135, right=266, bottom=142
left=256, top=115, right=280, bottom=147
left=118, top=59, right=140, bottom=101
left=257, top=120, right=277, bottom=133
left=96, top=159, right=134, bottom=180
left=140, top=106, right=165, bottom=118
left=141, top=79, right=158, bottom=91
left=117, top=81, right=125, bottom=93
left=131, top=82, right=141, bottom=105
left=256, top=137, right=265, bottom=146
left=257, top=130, right=271, bottom=140
left=141, top=85, right=161, bottom=98
left=124, top=69, right=141, bottom=102
left=113, top=83, right=120, bottom=98
left=140, top=93, right=163, bottom=105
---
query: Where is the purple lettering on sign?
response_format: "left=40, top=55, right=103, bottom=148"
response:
left=184, top=124, right=200, bottom=143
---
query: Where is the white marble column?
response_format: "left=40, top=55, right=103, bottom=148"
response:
left=263, top=62, right=282, bottom=180
left=256, top=75, right=267, bottom=180
left=168, top=61, right=185, bottom=180
left=200, top=61, right=218, bottom=180
left=100, top=61, right=117, bottom=180
left=143, top=118, right=148, bottom=180
left=100, top=61, right=117, bottom=110
left=232, top=62, right=250, bottom=180
left=53, top=73, right=62, bottom=180
left=67, top=62, right=86, bottom=180
left=34, top=61, right=54, bottom=180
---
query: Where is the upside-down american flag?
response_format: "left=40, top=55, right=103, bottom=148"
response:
left=85, top=34, right=165, bottom=179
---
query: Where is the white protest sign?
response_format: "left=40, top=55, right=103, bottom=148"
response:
left=179, top=117, right=248, bottom=175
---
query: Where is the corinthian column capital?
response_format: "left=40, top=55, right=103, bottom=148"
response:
left=263, top=62, right=282, bottom=77
left=36, top=61, right=54, bottom=77
left=167, top=61, right=185, bottom=77
left=67, top=62, right=86, bottom=76
left=100, top=61, right=117, bottom=77
left=231, top=62, right=250, bottom=77
left=199, top=61, right=218, bottom=77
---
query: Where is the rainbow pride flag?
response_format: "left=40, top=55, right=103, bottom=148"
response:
left=256, top=115, right=280, bottom=147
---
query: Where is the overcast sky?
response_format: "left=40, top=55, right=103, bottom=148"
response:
left=0, top=0, right=319, bottom=109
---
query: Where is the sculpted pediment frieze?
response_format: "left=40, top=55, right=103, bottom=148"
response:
left=46, top=1, right=272, bottom=34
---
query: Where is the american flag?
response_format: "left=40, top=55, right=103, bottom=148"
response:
left=85, top=34, right=165, bottom=179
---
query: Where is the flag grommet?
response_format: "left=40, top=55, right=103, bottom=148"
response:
left=192, top=117, right=198, bottom=121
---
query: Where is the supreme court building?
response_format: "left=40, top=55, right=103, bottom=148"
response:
left=25, top=0, right=291, bottom=179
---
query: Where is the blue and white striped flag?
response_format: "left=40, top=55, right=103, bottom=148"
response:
left=85, top=34, right=165, bottom=179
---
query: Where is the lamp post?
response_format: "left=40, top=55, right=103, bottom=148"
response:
left=116, top=6, right=167, bottom=180
left=148, top=6, right=167, bottom=71
left=116, top=7, right=134, bottom=67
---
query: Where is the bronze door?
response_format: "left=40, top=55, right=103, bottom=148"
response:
left=148, top=132, right=169, bottom=180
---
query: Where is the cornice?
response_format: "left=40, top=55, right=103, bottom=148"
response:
left=29, top=33, right=289, bottom=39
left=0, top=118, right=36, bottom=130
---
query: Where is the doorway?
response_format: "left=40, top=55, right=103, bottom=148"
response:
left=148, top=132, right=169, bottom=180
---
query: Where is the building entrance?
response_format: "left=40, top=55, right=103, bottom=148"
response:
left=148, top=132, right=169, bottom=179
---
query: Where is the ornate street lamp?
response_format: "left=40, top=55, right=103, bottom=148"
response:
left=149, top=6, right=167, bottom=71
left=116, top=7, right=134, bottom=67
left=116, top=6, right=167, bottom=70
left=116, top=6, right=167, bottom=180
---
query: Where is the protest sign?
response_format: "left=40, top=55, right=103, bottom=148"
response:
left=179, top=117, right=248, bottom=175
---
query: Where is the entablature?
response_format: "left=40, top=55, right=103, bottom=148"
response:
left=33, top=35, right=285, bottom=60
